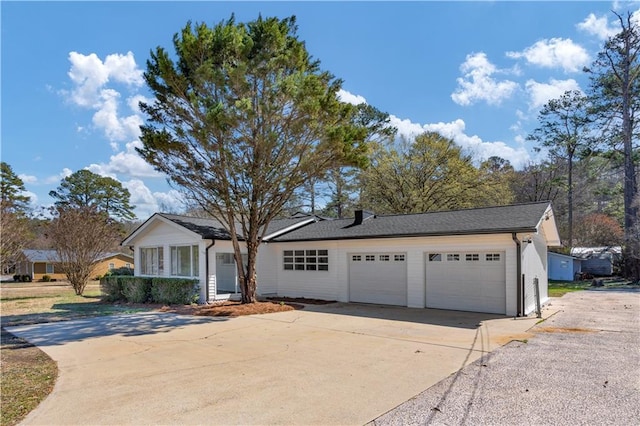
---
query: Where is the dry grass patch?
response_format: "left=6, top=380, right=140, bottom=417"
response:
left=536, top=326, right=598, bottom=333
left=1, top=329, right=57, bottom=426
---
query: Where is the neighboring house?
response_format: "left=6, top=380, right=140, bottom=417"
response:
left=570, top=247, right=621, bottom=276
left=92, top=252, right=134, bottom=278
left=16, top=249, right=134, bottom=281
left=123, top=202, right=560, bottom=317
left=548, top=252, right=582, bottom=281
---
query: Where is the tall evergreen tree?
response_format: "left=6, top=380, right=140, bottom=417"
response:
left=138, top=16, right=370, bottom=303
left=49, top=169, right=136, bottom=221
left=527, top=90, right=594, bottom=247
left=586, top=11, right=640, bottom=279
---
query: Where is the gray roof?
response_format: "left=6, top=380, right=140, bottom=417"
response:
left=21, top=250, right=132, bottom=262
left=271, top=202, right=552, bottom=242
left=22, top=249, right=59, bottom=262
left=157, top=213, right=316, bottom=241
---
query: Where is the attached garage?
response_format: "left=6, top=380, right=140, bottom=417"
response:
left=349, top=253, right=407, bottom=306
left=425, top=251, right=506, bottom=314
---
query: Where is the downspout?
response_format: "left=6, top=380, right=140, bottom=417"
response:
left=205, top=240, right=215, bottom=302
left=512, top=233, right=522, bottom=317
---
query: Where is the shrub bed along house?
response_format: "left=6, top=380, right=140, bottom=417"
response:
left=100, top=276, right=198, bottom=305
left=150, top=278, right=199, bottom=305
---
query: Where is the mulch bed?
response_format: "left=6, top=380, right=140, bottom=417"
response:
left=156, top=300, right=304, bottom=317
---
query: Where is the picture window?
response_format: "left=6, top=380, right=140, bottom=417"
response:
left=284, top=249, right=329, bottom=271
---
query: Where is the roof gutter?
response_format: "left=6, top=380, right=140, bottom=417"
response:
left=512, top=232, right=522, bottom=317
left=205, top=240, right=215, bottom=302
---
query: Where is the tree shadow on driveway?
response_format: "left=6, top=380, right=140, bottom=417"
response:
left=301, top=302, right=505, bottom=329
left=4, top=312, right=224, bottom=347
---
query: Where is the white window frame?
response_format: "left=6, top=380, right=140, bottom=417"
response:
left=140, top=246, right=164, bottom=276
left=170, top=245, right=199, bottom=277
left=283, top=249, right=328, bottom=271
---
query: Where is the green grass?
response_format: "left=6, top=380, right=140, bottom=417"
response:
left=0, top=281, right=155, bottom=426
left=548, top=280, right=592, bottom=297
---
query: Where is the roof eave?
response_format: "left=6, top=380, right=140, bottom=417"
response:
left=271, top=227, right=539, bottom=243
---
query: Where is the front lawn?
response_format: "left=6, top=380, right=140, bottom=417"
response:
left=548, top=280, right=591, bottom=297
left=0, top=280, right=303, bottom=426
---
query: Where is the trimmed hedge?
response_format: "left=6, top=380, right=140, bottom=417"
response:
left=122, top=277, right=152, bottom=303
left=150, top=278, right=199, bottom=305
left=100, top=276, right=199, bottom=305
left=100, top=276, right=126, bottom=302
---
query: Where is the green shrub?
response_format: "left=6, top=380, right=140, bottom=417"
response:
left=41, top=275, right=51, bottom=282
left=100, top=276, right=124, bottom=302
left=122, top=277, right=152, bottom=303
left=105, top=267, right=134, bottom=277
left=150, top=278, right=199, bottom=305
left=22, top=275, right=32, bottom=282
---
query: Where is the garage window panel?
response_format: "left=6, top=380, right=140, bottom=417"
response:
left=429, top=253, right=441, bottom=262
left=447, top=254, right=460, bottom=261
left=379, top=255, right=390, bottom=261
left=352, top=255, right=362, bottom=261
left=365, top=255, right=376, bottom=261
left=394, top=254, right=405, bottom=262
left=465, top=254, right=479, bottom=261
left=486, top=253, right=501, bottom=261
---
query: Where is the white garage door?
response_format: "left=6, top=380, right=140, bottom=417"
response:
left=425, top=252, right=506, bottom=314
left=349, top=253, right=407, bottom=306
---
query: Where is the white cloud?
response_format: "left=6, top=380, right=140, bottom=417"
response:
left=577, top=13, right=619, bottom=40
left=422, top=119, right=530, bottom=168
left=64, top=51, right=145, bottom=144
left=525, top=78, right=582, bottom=110
left=18, top=174, right=38, bottom=184
left=87, top=140, right=160, bottom=178
left=23, top=190, right=39, bottom=206
left=451, top=52, right=518, bottom=106
left=127, top=94, right=152, bottom=114
left=44, top=168, right=73, bottom=185
left=387, top=115, right=530, bottom=168
left=506, top=38, right=590, bottom=73
left=123, top=179, right=185, bottom=219
left=337, top=89, right=367, bottom=105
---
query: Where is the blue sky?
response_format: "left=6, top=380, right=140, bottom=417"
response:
left=2, top=1, right=636, bottom=219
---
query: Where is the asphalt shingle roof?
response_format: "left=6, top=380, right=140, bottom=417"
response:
left=270, top=202, right=551, bottom=242
left=157, top=213, right=316, bottom=240
left=21, top=250, right=132, bottom=262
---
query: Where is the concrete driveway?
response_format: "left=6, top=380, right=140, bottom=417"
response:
left=7, top=303, right=551, bottom=425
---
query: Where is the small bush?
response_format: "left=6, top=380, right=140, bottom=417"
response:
left=21, top=275, right=32, bottom=282
left=41, top=275, right=51, bottom=282
left=12, top=274, right=20, bottom=282
left=122, top=277, right=152, bottom=303
left=106, top=267, right=134, bottom=277
left=100, top=276, right=124, bottom=302
left=150, top=278, right=199, bottom=305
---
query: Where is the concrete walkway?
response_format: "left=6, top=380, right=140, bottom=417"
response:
left=8, top=303, right=554, bottom=425
left=371, top=289, right=640, bottom=425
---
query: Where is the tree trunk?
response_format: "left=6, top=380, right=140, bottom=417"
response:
left=568, top=154, right=574, bottom=248
left=620, top=19, right=640, bottom=281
